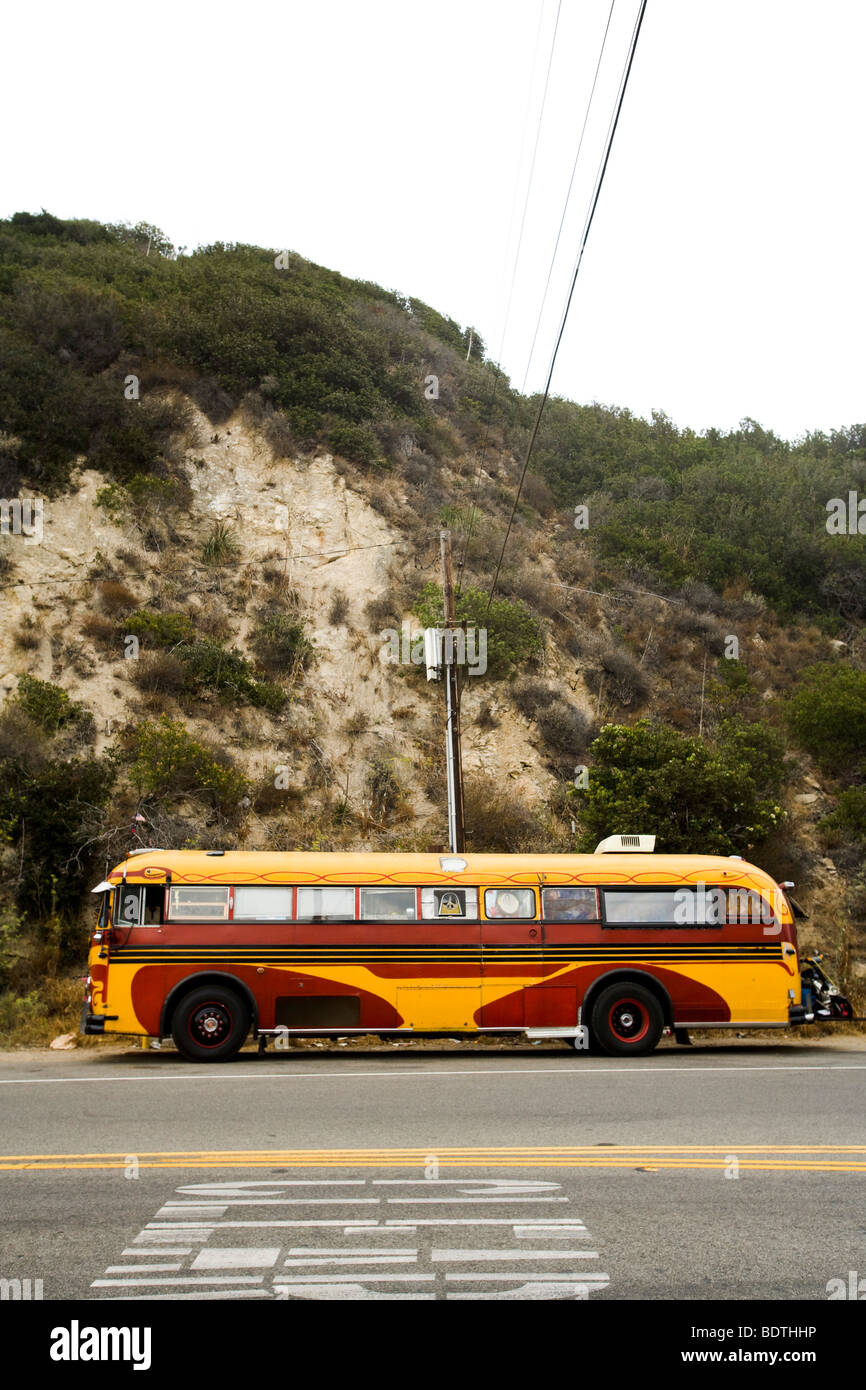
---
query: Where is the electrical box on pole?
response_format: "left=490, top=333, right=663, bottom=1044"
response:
left=423, top=627, right=443, bottom=682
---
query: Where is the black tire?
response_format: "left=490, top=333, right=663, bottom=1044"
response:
left=171, top=985, right=251, bottom=1062
left=590, top=982, right=663, bottom=1057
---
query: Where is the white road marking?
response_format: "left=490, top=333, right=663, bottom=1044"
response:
left=445, top=1271, right=609, bottom=1282
left=272, top=1273, right=433, bottom=1283
left=388, top=1218, right=585, bottom=1228
left=120, top=1290, right=273, bottom=1301
left=386, top=1196, right=570, bottom=1204
left=283, top=1256, right=418, bottom=1267
left=143, top=1226, right=212, bottom=1240
left=92, top=1176, right=611, bottom=1302
left=286, top=1247, right=418, bottom=1256
left=146, top=1217, right=586, bottom=1232
left=146, top=1220, right=383, bottom=1231
left=159, top=1198, right=380, bottom=1208
left=191, top=1248, right=280, bottom=1269
left=515, top=1226, right=587, bottom=1238
left=447, top=1281, right=593, bottom=1300
left=274, top=1285, right=435, bottom=1300
left=91, top=1276, right=266, bottom=1287
left=122, top=1248, right=193, bottom=1257
left=155, top=1204, right=226, bottom=1218
left=3, top=1061, right=865, bottom=1086
left=177, top=1180, right=366, bottom=1191
left=432, top=1248, right=598, bottom=1261
left=372, top=1178, right=562, bottom=1188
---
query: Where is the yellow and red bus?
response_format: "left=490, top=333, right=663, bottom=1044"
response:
left=81, top=839, right=851, bottom=1061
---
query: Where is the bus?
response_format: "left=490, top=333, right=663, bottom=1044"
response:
left=81, top=837, right=852, bottom=1062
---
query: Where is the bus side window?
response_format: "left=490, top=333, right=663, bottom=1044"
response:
left=116, top=887, right=142, bottom=925
left=143, top=886, right=164, bottom=925
left=484, top=888, right=536, bottom=919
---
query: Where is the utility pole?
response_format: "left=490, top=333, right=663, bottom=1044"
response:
left=440, top=529, right=466, bottom=853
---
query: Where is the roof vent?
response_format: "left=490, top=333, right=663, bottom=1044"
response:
left=594, top=834, right=656, bottom=854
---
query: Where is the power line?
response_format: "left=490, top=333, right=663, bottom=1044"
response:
left=484, top=0, right=648, bottom=616
left=456, top=0, right=563, bottom=595
left=520, top=0, right=617, bottom=396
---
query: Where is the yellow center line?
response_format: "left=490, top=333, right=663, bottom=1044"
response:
left=4, top=1144, right=866, bottom=1159
left=1, top=1145, right=866, bottom=1173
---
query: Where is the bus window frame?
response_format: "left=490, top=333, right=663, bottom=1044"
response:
left=295, top=884, right=358, bottom=924
left=230, top=884, right=295, bottom=922
left=359, top=886, right=420, bottom=922
left=167, top=884, right=232, bottom=923
left=114, top=885, right=143, bottom=928
left=483, top=887, right=538, bottom=921
left=600, top=884, right=728, bottom=930
left=541, top=886, right=600, bottom=923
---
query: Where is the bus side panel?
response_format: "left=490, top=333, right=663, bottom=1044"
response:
left=476, top=963, right=731, bottom=1027
left=129, top=964, right=404, bottom=1033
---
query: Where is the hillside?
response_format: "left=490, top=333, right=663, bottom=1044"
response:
left=0, top=211, right=864, bottom=1041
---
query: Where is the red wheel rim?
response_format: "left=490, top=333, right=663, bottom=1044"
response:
left=189, top=1000, right=233, bottom=1048
left=608, top=997, right=649, bottom=1044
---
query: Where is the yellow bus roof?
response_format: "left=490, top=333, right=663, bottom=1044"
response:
left=104, top=849, right=781, bottom=891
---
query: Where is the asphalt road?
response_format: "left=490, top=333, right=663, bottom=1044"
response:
left=2, top=1037, right=865, bottom=1302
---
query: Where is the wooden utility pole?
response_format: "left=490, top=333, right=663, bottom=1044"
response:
left=440, top=529, right=466, bottom=853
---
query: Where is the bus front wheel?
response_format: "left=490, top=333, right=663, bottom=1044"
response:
left=171, top=986, right=251, bottom=1062
left=590, top=983, right=663, bottom=1057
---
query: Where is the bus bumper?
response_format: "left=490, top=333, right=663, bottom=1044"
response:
left=789, top=995, right=853, bottom=1026
left=788, top=1004, right=814, bottom=1025
left=80, top=1007, right=117, bottom=1035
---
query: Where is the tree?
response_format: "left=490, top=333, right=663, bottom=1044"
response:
left=572, top=719, right=786, bottom=854
left=785, top=664, right=866, bottom=773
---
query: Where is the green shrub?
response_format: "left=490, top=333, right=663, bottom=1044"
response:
left=176, top=638, right=286, bottom=710
left=0, top=751, right=116, bottom=920
left=250, top=611, right=314, bottom=676
left=572, top=717, right=787, bottom=854
left=412, top=583, right=542, bottom=679
left=785, top=664, right=866, bottom=772
left=201, top=520, right=239, bottom=566
left=819, top=786, right=866, bottom=842
left=328, top=421, right=383, bottom=467
left=13, top=676, right=79, bottom=734
left=96, top=474, right=178, bottom=522
left=129, top=716, right=248, bottom=808
left=249, top=680, right=289, bottom=712
left=125, top=609, right=195, bottom=646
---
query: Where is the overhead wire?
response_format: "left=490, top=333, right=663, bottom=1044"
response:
left=519, top=0, right=617, bottom=396
left=455, top=0, right=563, bottom=595
left=484, top=0, right=648, bottom=616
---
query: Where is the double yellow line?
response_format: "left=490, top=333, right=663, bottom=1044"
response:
left=1, top=1145, right=866, bottom=1172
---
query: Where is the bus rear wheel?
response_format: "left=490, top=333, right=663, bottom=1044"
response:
left=171, top=986, right=250, bottom=1062
left=590, top=982, right=663, bottom=1057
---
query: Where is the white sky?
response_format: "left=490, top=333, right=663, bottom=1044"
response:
left=2, top=0, right=864, bottom=441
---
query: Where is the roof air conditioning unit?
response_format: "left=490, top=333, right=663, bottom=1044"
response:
left=594, top=834, right=656, bottom=854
